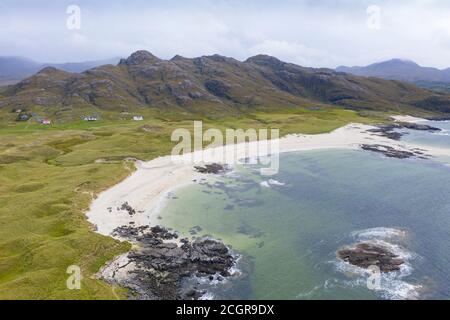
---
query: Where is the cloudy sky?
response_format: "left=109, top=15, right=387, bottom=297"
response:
left=1, top=0, right=450, bottom=68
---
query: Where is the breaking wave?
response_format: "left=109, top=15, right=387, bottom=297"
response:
left=334, top=227, right=422, bottom=300
left=260, top=179, right=285, bottom=188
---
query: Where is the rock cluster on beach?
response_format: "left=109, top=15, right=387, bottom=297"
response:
left=120, top=202, right=136, bottom=216
left=337, top=242, right=405, bottom=273
left=194, top=163, right=229, bottom=174
left=105, top=224, right=236, bottom=300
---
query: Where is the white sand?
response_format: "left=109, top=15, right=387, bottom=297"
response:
left=391, top=115, right=427, bottom=123
left=86, top=120, right=450, bottom=237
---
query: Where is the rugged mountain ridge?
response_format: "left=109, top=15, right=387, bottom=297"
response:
left=1, top=51, right=450, bottom=116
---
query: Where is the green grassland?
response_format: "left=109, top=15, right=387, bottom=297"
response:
left=0, top=107, right=390, bottom=299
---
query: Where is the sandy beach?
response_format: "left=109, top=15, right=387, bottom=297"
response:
left=86, top=117, right=450, bottom=238
left=391, top=115, right=427, bottom=123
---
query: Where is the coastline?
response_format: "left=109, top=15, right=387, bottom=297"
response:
left=86, top=118, right=450, bottom=238
left=391, top=115, right=427, bottom=123
left=86, top=116, right=450, bottom=299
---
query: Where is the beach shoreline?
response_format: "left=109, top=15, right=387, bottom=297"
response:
left=86, top=115, right=450, bottom=299
left=86, top=117, right=450, bottom=238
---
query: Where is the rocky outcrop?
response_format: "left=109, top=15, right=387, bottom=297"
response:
left=425, top=115, right=450, bottom=121
left=120, top=202, right=136, bottom=216
left=103, top=225, right=237, bottom=300
left=337, top=243, right=405, bottom=273
left=368, top=122, right=441, bottom=141
left=118, top=50, right=161, bottom=66
left=361, top=144, right=426, bottom=159
left=194, top=163, right=229, bottom=174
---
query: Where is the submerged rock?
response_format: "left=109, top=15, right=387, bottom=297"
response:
left=337, top=242, right=405, bottom=273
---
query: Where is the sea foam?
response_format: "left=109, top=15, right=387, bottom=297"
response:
left=335, top=227, right=422, bottom=300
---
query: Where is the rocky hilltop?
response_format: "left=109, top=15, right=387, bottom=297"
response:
left=1, top=50, right=450, bottom=116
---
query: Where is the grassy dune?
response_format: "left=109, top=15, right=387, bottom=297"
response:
left=0, top=107, right=387, bottom=299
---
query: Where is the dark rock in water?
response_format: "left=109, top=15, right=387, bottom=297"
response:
left=237, top=222, right=265, bottom=238
left=189, top=225, right=202, bottom=235
left=194, top=163, right=228, bottom=174
left=224, top=204, right=235, bottom=211
left=234, top=198, right=264, bottom=207
left=361, top=144, right=418, bottom=159
left=112, top=225, right=149, bottom=238
left=425, top=116, right=450, bottom=121
left=337, top=243, right=405, bottom=273
left=398, top=122, right=441, bottom=132
left=107, top=225, right=236, bottom=300
left=367, top=126, right=404, bottom=140
left=369, top=122, right=441, bottom=141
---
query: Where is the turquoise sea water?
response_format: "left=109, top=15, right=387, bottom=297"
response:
left=160, top=122, right=450, bottom=300
left=399, top=120, right=450, bottom=149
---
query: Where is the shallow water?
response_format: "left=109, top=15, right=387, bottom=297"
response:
left=398, top=120, right=450, bottom=149
left=161, top=127, right=450, bottom=300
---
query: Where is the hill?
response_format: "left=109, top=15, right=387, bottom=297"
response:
left=336, top=59, right=450, bottom=93
left=1, top=51, right=450, bottom=121
left=0, top=56, right=121, bottom=86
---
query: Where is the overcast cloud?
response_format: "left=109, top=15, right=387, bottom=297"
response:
left=1, top=0, right=450, bottom=68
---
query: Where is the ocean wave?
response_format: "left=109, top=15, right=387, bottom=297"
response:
left=435, top=130, right=450, bottom=136
left=333, top=258, right=421, bottom=300
left=351, top=227, right=407, bottom=242
left=268, top=179, right=285, bottom=186
left=199, top=292, right=215, bottom=300
left=260, top=179, right=285, bottom=188
left=189, top=252, right=244, bottom=300
left=260, top=181, right=271, bottom=188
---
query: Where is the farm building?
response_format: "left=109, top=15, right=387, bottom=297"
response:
left=16, top=113, right=30, bottom=121
left=133, top=116, right=144, bottom=121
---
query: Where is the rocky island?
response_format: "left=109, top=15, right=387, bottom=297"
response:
left=337, top=242, right=405, bottom=273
